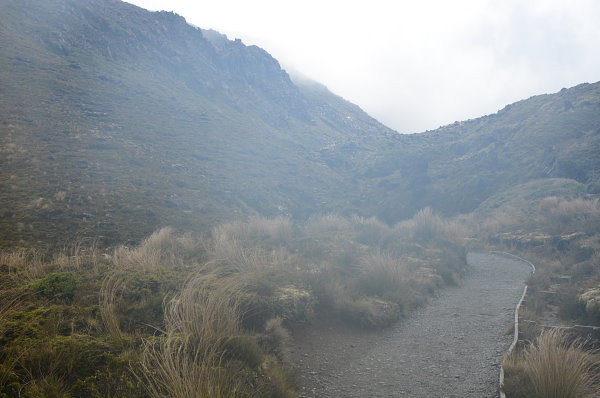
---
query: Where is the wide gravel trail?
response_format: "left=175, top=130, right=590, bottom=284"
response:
left=291, top=252, right=532, bottom=397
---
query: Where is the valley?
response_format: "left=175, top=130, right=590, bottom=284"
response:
left=1, top=0, right=600, bottom=397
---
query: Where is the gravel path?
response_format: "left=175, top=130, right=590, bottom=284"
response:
left=291, top=252, right=532, bottom=397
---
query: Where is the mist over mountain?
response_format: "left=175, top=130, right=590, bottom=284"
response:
left=1, top=0, right=599, bottom=249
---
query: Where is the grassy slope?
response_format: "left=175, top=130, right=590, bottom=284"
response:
left=0, top=0, right=397, bottom=250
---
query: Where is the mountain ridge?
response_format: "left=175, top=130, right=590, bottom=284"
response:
left=1, top=0, right=599, bottom=249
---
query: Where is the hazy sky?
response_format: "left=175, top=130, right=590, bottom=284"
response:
left=127, top=0, right=600, bottom=133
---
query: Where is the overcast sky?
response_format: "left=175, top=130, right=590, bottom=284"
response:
left=127, top=0, right=600, bottom=133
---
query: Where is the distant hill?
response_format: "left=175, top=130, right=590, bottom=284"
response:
left=343, top=82, right=600, bottom=221
left=1, top=0, right=599, bottom=249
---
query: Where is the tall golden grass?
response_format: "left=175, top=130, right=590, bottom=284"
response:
left=304, top=214, right=351, bottom=236
left=112, top=227, right=204, bottom=271
left=136, top=275, right=249, bottom=398
left=358, top=251, right=406, bottom=295
left=213, top=216, right=293, bottom=248
left=99, top=271, right=125, bottom=345
left=504, top=329, right=600, bottom=398
left=391, top=207, right=467, bottom=245
left=212, top=221, right=293, bottom=273
left=526, top=329, right=599, bottom=398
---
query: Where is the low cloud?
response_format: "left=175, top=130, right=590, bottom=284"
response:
left=130, top=0, right=600, bottom=133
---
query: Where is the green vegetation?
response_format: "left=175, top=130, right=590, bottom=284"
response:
left=0, top=213, right=466, bottom=397
left=31, top=272, right=81, bottom=300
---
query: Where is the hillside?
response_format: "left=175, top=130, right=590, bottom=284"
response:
left=334, top=82, right=600, bottom=221
left=1, top=0, right=600, bottom=251
left=0, top=0, right=403, bottom=248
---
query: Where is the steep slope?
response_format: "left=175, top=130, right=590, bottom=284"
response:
left=0, top=0, right=396, bottom=248
left=1, top=0, right=600, bottom=250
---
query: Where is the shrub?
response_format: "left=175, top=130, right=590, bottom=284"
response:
left=31, top=272, right=80, bottom=300
left=259, top=318, right=291, bottom=362
left=351, top=215, right=390, bottom=246
left=73, top=352, right=146, bottom=398
left=578, top=287, right=600, bottom=324
left=357, top=251, right=406, bottom=297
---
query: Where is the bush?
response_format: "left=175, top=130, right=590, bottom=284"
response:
left=357, top=251, right=406, bottom=297
left=258, top=318, right=291, bottom=362
left=31, top=272, right=80, bottom=300
left=338, top=296, right=401, bottom=328
left=73, top=353, right=146, bottom=398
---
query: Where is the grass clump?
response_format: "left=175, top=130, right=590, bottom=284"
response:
left=136, top=276, right=250, bottom=398
left=503, top=329, right=600, bottom=398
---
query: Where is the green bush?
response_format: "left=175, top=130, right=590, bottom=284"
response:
left=31, top=272, right=80, bottom=300
left=222, top=335, right=264, bottom=368
left=73, top=353, right=146, bottom=398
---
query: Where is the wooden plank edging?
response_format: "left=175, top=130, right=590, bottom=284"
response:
left=489, top=252, right=535, bottom=398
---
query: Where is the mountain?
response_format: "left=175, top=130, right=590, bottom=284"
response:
left=343, top=82, right=600, bottom=220
left=0, top=0, right=397, bottom=248
left=1, top=0, right=600, bottom=249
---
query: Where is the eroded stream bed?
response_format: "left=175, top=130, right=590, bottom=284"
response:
left=291, top=252, right=532, bottom=397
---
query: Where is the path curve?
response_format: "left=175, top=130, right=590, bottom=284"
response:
left=291, top=252, right=532, bottom=397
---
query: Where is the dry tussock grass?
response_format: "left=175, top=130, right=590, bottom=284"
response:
left=113, top=227, right=178, bottom=270
left=539, top=197, right=600, bottom=218
left=503, top=329, right=600, bottom=398
left=304, top=214, right=351, bottom=236
left=0, top=249, right=49, bottom=284
left=392, top=207, right=467, bottom=245
left=247, top=216, right=293, bottom=246
left=536, top=196, right=600, bottom=234
left=214, top=217, right=293, bottom=247
left=137, top=275, right=248, bottom=398
left=359, top=251, right=406, bottom=292
left=112, top=227, right=205, bottom=271
left=99, top=271, right=125, bottom=345
left=352, top=215, right=390, bottom=231
left=525, top=329, right=600, bottom=398
left=212, top=227, right=292, bottom=273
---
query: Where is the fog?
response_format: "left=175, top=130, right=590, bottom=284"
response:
left=127, top=0, right=600, bottom=133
